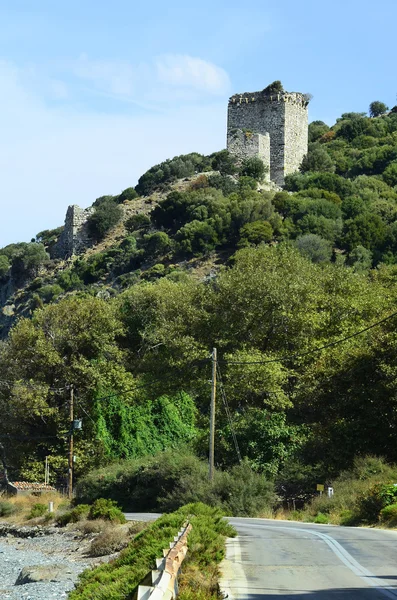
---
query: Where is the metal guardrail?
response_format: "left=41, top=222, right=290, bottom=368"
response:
left=137, top=522, right=192, bottom=600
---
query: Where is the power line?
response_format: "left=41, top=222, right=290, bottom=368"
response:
left=217, top=364, right=242, bottom=463
left=218, top=309, right=397, bottom=366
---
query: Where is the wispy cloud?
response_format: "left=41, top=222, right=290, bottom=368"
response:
left=0, top=58, right=227, bottom=247
left=155, top=54, right=230, bottom=95
left=69, top=53, right=230, bottom=105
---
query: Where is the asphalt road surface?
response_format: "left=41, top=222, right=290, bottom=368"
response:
left=220, top=518, right=397, bottom=599
left=124, top=512, right=162, bottom=522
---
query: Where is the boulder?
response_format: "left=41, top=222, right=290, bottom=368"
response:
left=15, top=564, right=74, bottom=585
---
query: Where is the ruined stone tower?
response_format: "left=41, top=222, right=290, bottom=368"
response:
left=227, top=87, right=310, bottom=186
left=51, top=205, right=95, bottom=259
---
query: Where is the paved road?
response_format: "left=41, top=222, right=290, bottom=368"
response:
left=124, top=512, right=162, bottom=522
left=220, top=518, right=397, bottom=599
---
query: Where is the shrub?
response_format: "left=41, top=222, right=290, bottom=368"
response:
left=358, top=483, right=397, bottom=522
left=76, top=451, right=274, bottom=517
left=295, top=234, right=332, bottom=263
left=89, top=528, right=129, bottom=557
left=380, top=503, right=397, bottom=525
left=207, top=173, right=237, bottom=195
left=0, top=500, right=17, bottom=517
left=141, top=232, right=172, bottom=258
left=75, top=519, right=109, bottom=534
left=0, top=255, right=10, bottom=281
left=87, top=200, right=123, bottom=241
left=240, top=157, right=267, bottom=181
left=263, top=80, right=284, bottom=95
left=27, top=503, right=48, bottom=519
left=56, top=504, right=90, bottom=527
left=118, top=187, right=138, bottom=203
left=314, top=512, right=329, bottom=524
left=238, top=220, right=273, bottom=247
left=88, top=498, right=126, bottom=524
left=125, top=213, right=150, bottom=232
left=211, top=150, right=238, bottom=175
left=38, top=284, right=63, bottom=303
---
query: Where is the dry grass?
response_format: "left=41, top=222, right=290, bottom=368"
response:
left=0, top=492, right=67, bottom=524
left=178, top=563, right=219, bottom=600
left=74, top=519, right=111, bottom=534
left=88, top=527, right=130, bottom=557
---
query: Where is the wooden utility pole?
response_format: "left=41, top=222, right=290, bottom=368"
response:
left=209, top=347, right=217, bottom=481
left=68, top=385, right=74, bottom=500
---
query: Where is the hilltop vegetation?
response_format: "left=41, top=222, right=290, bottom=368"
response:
left=2, top=100, right=397, bottom=508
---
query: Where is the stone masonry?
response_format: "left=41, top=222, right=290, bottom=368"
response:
left=51, top=205, right=95, bottom=259
left=227, top=129, right=271, bottom=182
left=227, top=88, right=310, bottom=186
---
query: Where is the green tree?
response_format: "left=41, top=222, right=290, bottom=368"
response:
left=369, top=101, right=389, bottom=118
left=211, top=150, right=238, bottom=175
left=0, top=255, right=10, bottom=281
left=87, top=200, right=123, bottom=241
left=238, top=220, right=273, bottom=246
left=240, top=157, right=267, bottom=181
left=300, top=146, right=335, bottom=173
left=295, top=234, right=332, bottom=263
left=383, top=163, right=397, bottom=187
left=118, top=187, right=139, bottom=203
left=141, top=232, right=172, bottom=258
left=347, top=246, right=372, bottom=271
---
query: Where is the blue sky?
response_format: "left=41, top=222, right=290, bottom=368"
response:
left=0, top=0, right=396, bottom=245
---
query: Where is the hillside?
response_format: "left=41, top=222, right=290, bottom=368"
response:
left=2, top=102, right=397, bottom=498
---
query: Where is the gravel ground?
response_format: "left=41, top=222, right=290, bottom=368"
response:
left=0, top=528, right=95, bottom=600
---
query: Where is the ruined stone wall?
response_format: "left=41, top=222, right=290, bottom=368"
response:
left=227, top=90, right=309, bottom=185
left=51, top=205, right=95, bottom=259
left=226, top=129, right=270, bottom=181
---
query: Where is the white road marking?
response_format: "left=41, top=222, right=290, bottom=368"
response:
left=239, top=523, right=397, bottom=599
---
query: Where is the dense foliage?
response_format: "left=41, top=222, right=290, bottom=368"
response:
left=2, top=103, right=397, bottom=503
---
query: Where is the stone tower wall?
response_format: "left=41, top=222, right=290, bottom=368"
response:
left=51, top=205, right=95, bottom=259
left=227, top=129, right=270, bottom=182
left=284, top=99, right=309, bottom=177
left=227, top=91, right=309, bottom=185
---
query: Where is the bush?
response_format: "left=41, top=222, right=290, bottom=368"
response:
left=88, top=528, right=129, bottom=557
left=76, top=451, right=274, bottom=517
left=0, top=255, right=10, bottom=281
left=56, top=504, right=90, bottom=527
left=207, top=173, right=237, bottom=195
left=263, top=80, right=284, bottom=95
left=125, top=213, right=150, bottom=232
left=295, top=234, right=332, bottom=263
left=118, top=187, right=138, bottom=203
left=240, top=157, right=267, bottom=181
left=27, top=503, right=48, bottom=519
left=38, top=284, right=63, bottom=303
left=141, top=232, right=172, bottom=258
left=0, top=500, right=17, bottom=517
left=380, top=503, right=397, bottom=525
left=314, top=512, right=329, bottom=524
left=87, top=200, right=123, bottom=241
left=238, top=220, right=273, bottom=247
left=88, top=498, right=126, bottom=524
left=358, top=483, right=397, bottom=522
